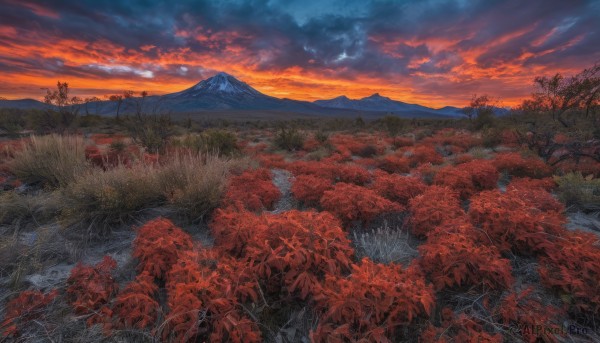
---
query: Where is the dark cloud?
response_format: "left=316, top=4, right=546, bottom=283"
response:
left=0, top=0, right=598, bottom=104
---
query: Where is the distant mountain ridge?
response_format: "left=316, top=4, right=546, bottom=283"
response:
left=0, top=72, right=474, bottom=118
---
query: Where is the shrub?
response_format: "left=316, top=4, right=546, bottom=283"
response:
left=334, top=164, right=371, bottom=185
left=421, top=313, right=503, bottom=342
left=222, top=168, right=281, bottom=211
left=370, top=172, right=427, bottom=205
left=274, top=127, right=304, bottom=151
left=111, top=271, right=159, bottom=330
left=460, top=159, right=499, bottom=190
left=433, top=165, right=477, bottom=199
left=407, top=145, right=443, bottom=166
left=133, top=217, right=193, bottom=280
left=408, top=186, right=464, bottom=238
left=1, top=290, right=58, bottom=338
left=419, top=227, right=513, bottom=291
left=469, top=189, right=565, bottom=255
left=9, top=134, right=89, bottom=188
left=210, top=204, right=263, bottom=256
left=62, top=163, right=164, bottom=235
left=66, top=256, right=118, bottom=326
left=320, top=183, right=404, bottom=225
left=554, top=172, right=600, bottom=210
left=290, top=174, right=333, bottom=205
left=493, top=152, right=552, bottom=178
left=175, top=130, right=239, bottom=156
left=352, top=221, right=418, bottom=265
left=311, top=258, right=435, bottom=342
left=245, top=210, right=354, bottom=299
left=125, top=113, right=174, bottom=153
left=159, top=153, right=234, bottom=222
left=376, top=154, right=411, bottom=173
left=286, top=160, right=337, bottom=180
left=538, top=231, right=600, bottom=321
left=508, top=176, right=556, bottom=191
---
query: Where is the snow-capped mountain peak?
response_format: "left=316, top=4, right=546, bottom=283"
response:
left=169, top=72, right=264, bottom=98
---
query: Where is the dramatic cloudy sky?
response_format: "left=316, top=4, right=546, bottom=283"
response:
left=0, top=0, right=599, bottom=107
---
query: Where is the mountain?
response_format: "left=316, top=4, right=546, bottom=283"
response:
left=0, top=72, right=475, bottom=119
left=315, top=93, right=463, bottom=117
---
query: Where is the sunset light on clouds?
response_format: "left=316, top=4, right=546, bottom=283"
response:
left=0, top=0, right=599, bottom=107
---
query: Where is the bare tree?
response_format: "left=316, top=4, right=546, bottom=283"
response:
left=524, top=63, right=600, bottom=127
left=43, top=81, right=82, bottom=132
left=83, top=96, right=101, bottom=116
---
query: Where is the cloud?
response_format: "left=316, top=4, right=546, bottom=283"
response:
left=0, top=0, right=598, bottom=106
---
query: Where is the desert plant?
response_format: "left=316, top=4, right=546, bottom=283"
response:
left=222, top=168, right=281, bottom=211
left=9, top=134, right=89, bottom=188
left=408, top=186, right=464, bottom=238
left=290, top=174, right=333, bottom=205
left=320, top=183, right=404, bottom=225
left=274, top=127, right=304, bottom=151
left=370, top=172, right=427, bottom=206
left=61, top=162, right=164, bottom=235
left=352, top=221, right=418, bottom=265
left=554, top=172, right=600, bottom=210
left=176, top=130, right=239, bottom=156
left=1, top=289, right=58, bottom=338
left=159, top=153, right=234, bottom=222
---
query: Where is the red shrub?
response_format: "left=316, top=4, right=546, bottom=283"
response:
left=469, top=189, right=565, bottom=254
left=245, top=210, right=354, bottom=299
left=133, top=217, right=193, bottom=280
left=256, top=153, right=287, bottom=169
left=111, top=271, right=159, bottom=330
left=311, top=258, right=435, bottom=342
left=370, top=172, right=427, bottom=205
left=210, top=204, right=264, bottom=256
left=291, top=174, right=333, bottom=205
left=433, top=165, right=477, bottom=199
left=461, top=159, right=499, bottom=190
left=408, top=186, right=464, bottom=238
left=407, top=145, right=443, bottom=166
left=508, top=177, right=556, bottom=191
left=66, top=256, right=118, bottom=325
left=507, top=186, right=564, bottom=213
left=286, top=160, right=337, bottom=180
left=376, top=154, right=411, bottom=173
left=538, top=231, right=600, bottom=320
left=493, top=152, right=552, bottom=178
left=334, top=164, right=371, bottom=184
left=1, top=290, right=58, bottom=338
left=419, top=227, right=513, bottom=291
left=421, top=313, right=503, bottom=342
left=223, top=168, right=281, bottom=211
left=495, top=287, right=564, bottom=343
left=320, top=183, right=404, bottom=225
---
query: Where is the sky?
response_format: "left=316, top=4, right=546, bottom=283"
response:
left=0, top=0, right=599, bottom=107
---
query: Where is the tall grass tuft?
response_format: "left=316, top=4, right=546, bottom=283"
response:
left=159, top=153, right=241, bottom=222
left=9, top=135, right=89, bottom=188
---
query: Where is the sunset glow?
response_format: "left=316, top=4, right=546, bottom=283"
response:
left=1, top=0, right=599, bottom=107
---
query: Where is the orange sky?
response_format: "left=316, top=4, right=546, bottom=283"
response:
left=0, top=0, right=598, bottom=108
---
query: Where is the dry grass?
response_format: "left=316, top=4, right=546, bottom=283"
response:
left=61, top=162, right=165, bottom=235
left=0, top=191, right=61, bottom=231
left=352, top=221, right=419, bottom=265
left=159, top=153, right=246, bottom=222
left=9, top=134, right=89, bottom=188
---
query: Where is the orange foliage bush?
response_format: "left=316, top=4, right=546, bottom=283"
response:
left=508, top=177, right=556, bottom=191
left=433, top=165, right=477, bottom=199
left=133, top=217, right=193, bottom=280
left=376, top=154, right=411, bottom=173
left=493, top=152, right=552, bottom=178
left=538, top=231, right=600, bottom=320
left=408, top=186, right=464, bottom=238
left=290, top=174, right=333, bottom=205
left=320, top=183, right=404, bottom=225
left=286, top=160, right=337, bottom=180
left=469, top=189, right=565, bottom=254
left=460, top=159, right=499, bottom=190
left=66, top=256, right=118, bottom=325
left=421, top=312, right=503, bottom=342
left=419, top=224, right=513, bottom=291
left=407, top=145, right=443, bottom=166
left=311, top=258, right=435, bottom=342
left=370, top=172, right=427, bottom=205
left=111, top=271, right=159, bottom=330
left=1, top=290, right=58, bottom=338
left=164, top=250, right=261, bottom=343
left=210, top=204, right=262, bottom=256
left=246, top=210, right=354, bottom=298
left=223, top=168, right=281, bottom=211
left=495, top=287, right=564, bottom=343
left=334, top=164, right=371, bottom=184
